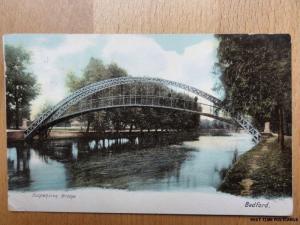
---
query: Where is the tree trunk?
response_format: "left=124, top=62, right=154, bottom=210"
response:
left=16, top=147, right=21, bottom=172
left=278, top=107, right=285, bottom=150
left=15, top=98, right=19, bottom=129
left=95, top=140, right=98, bottom=150
left=129, top=124, right=133, bottom=133
left=116, top=121, right=120, bottom=135
left=86, top=120, right=90, bottom=133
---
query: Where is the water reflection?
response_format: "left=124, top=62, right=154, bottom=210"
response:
left=8, top=146, right=31, bottom=189
left=7, top=133, right=254, bottom=192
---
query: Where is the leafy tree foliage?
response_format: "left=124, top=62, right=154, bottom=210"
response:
left=66, top=58, right=128, bottom=132
left=35, top=101, right=54, bottom=118
left=66, top=58, right=127, bottom=90
left=214, top=34, right=291, bottom=148
left=65, top=57, right=200, bottom=133
left=5, top=45, right=39, bottom=129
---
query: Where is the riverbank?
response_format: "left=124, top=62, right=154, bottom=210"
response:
left=218, top=135, right=292, bottom=197
left=7, top=129, right=196, bottom=141
left=7, top=128, right=233, bottom=141
left=198, top=129, right=232, bottom=136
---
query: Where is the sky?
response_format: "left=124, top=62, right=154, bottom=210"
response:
left=4, top=34, right=220, bottom=119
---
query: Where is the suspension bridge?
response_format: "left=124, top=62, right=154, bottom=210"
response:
left=24, top=77, right=261, bottom=143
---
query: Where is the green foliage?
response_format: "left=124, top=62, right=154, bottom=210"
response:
left=66, top=58, right=127, bottom=92
left=5, top=45, right=39, bottom=128
left=65, top=58, right=128, bottom=132
left=65, top=57, right=200, bottom=132
left=36, top=101, right=54, bottom=118
left=106, top=63, right=128, bottom=79
left=219, top=137, right=292, bottom=197
left=214, top=35, right=291, bottom=135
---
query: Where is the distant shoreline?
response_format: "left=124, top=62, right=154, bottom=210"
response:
left=7, top=129, right=235, bottom=141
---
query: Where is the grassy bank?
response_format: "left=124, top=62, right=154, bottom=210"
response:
left=218, top=135, right=292, bottom=198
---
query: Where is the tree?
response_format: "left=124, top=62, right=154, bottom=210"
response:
left=214, top=34, right=291, bottom=149
left=66, top=58, right=128, bottom=92
left=65, top=57, right=201, bottom=133
left=35, top=101, right=54, bottom=118
left=65, top=57, right=128, bottom=132
left=5, top=45, right=39, bottom=129
left=107, top=63, right=128, bottom=79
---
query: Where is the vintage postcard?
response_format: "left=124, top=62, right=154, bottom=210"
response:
left=4, top=34, right=292, bottom=215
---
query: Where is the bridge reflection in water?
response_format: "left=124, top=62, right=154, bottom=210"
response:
left=7, top=132, right=255, bottom=192
left=8, top=133, right=198, bottom=191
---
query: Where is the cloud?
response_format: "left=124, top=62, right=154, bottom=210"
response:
left=24, top=34, right=219, bottom=119
left=102, top=35, right=168, bottom=75
left=102, top=35, right=219, bottom=96
left=29, top=35, right=98, bottom=118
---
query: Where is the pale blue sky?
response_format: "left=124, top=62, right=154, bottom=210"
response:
left=4, top=34, right=220, bottom=118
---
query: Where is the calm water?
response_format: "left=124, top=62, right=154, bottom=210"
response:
left=7, top=133, right=255, bottom=192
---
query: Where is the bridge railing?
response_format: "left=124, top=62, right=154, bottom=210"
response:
left=61, top=95, right=231, bottom=119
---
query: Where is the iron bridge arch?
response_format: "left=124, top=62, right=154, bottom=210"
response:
left=24, top=77, right=261, bottom=143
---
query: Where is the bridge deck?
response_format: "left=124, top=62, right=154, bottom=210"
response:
left=62, top=95, right=231, bottom=120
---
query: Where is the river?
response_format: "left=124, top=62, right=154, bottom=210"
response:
left=7, top=133, right=255, bottom=192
